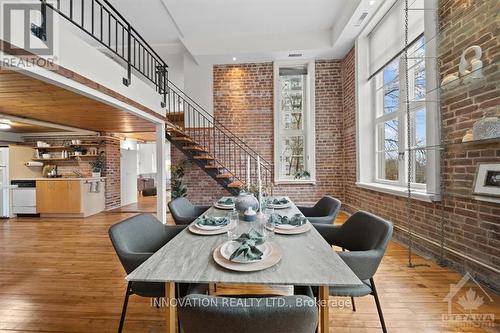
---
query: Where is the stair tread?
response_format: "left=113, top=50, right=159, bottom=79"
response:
left=183, top=145, right=208, bottom=152
left=167, top=128, right=187, bottom=136
left=205, top=164, right=223, bottom=169
left=193, top=155, right=214, bottom=160
left=216, top=173, right=232, bottom=179
left=227, top=181, right=243, bottom=188
left=171, top=137, right=196, bottom=143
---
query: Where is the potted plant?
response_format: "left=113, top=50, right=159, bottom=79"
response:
left=89, top=153, right=105, bottom=178
left=171, top=159, right=189, bottom=199
left=294, top=170, right=311, bottom=180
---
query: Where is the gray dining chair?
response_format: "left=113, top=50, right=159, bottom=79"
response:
left=168, top=197, right=210, bottom=225
left=178, top=293, right=318, bottom=333
left=108, top=213, right=206, bottom=333
left=297, top=196, right=342, bottom=224
left=313, top=211, right=393, bottom=333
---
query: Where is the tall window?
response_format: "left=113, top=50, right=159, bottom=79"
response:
left=355, top=0, right=440, bottom=201
left=273, top=61, right=315, bottom=183
left=373, top=36, right=426, bottom=187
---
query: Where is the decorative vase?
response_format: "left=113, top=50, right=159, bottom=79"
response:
left=472, top=109, right=500, bottom=140
left=235, top=192, right=259, bottom=218
left=92, top=171, right=101, bottom=178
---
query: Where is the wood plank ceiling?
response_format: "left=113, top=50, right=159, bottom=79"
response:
left=0, top=69, right=156, bottom=133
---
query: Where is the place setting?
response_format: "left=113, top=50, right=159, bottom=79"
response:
left=188, top=214, right=237, bottom=235
left=213, top=228, right=282, bottom=272
left=213, top=196, right=236, bottom=210
left=266, top=196, right=292, bottom=209
left=266, top=212, right=311, bottom=235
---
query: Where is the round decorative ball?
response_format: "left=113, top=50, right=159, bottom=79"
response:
left=235, top=192, right=259, bottom=217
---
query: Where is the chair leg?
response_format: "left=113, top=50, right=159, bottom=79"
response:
left=118, top=282, right=132, bottom=333
left=351, top=296, right=356, bottom=312
left=370, top=278, right=387, bottom=333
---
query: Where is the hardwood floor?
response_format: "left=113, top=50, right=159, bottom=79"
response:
left=108, top=196, right=158, bottom=213
left=0, top=212, right=498, bottom=333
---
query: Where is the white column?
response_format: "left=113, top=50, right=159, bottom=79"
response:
left=156, top=122, right=167, bottom=224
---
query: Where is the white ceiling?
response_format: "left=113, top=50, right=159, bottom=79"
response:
left=165, top=0, right=347, bottom=38
left=107, top=0, right=180, bottom=45
left=107, top=0, right=383, bottom=64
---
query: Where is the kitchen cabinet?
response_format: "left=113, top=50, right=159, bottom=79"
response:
left=36, top=180, right=81, bottom=214
left=35, top=178, right=105, bottom=217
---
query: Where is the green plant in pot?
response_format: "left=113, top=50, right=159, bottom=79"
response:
left=294, top=170, right=311, bottom=180
left=171, top=159, right=189, bottom=199
left=89, top=153, right=105, bottom=178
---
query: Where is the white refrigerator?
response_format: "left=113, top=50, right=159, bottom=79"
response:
left=0, top=147, right=10, bottom=218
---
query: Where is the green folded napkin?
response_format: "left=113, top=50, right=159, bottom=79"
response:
left=196, top=216, right=229, bottom=227
left=230, top=229, right=265, bottom=261
left=271, top=197, right=289, bottom=205
left=218, top=197, right=235, bottom=205
left=269, top=213, right=306, bottom=226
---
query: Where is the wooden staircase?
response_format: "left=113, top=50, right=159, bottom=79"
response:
left=164, top=78, right=272, bottom=195
left=166, top=125, right=245, bottom=194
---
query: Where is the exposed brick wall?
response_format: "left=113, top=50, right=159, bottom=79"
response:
left=170, top=146, right=229, bottom=205
left=171, top=61, right=345, bottom=206
left=341, top=0, right=500, bottom=290
left=102, top=136, right=121, bottom=210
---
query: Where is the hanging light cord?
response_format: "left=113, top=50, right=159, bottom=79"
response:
left=405, top=0, right=429, bottom=269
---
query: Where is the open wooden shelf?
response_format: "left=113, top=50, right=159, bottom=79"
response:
left=70, top=155, right=99, bottom=158
left=32, top=158, right=70, bottom=161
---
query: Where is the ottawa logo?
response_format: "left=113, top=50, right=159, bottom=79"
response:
left=442, top=272, right=495, bottom=329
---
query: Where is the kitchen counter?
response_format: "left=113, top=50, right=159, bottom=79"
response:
left=12, top=178, right=107, bottom=218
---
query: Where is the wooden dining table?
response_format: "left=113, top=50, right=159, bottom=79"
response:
left=127, top=197, right=362, bottom=333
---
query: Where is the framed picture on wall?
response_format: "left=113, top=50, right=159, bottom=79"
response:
left=473, top=163, right=500, bottom=198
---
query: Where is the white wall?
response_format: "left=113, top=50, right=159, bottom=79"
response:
left=137, top=143, right=157, bottom=175
left=183, top=54, right=213, bottom=116
left=166, top=52, right=185, bottom=89
left=120, top=149, right=138, bottom=206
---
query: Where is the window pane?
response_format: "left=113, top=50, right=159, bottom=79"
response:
left=413, top=148, right=427, bottom=184
left=281, top=136, right=305, bottom=177
left=409, top=108, right=426, bottom=149
left=410, top=37, right=426, bottom=101
left=414, top=59, right=425, bottom=101
left=281, top=75, right=304, bottom=130
left=378, top=151, right=399, bottom=181
left=380, top=119, right=399, bottom=151
left=383, top=59, right=399, bottom=114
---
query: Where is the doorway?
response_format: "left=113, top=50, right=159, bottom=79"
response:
left=120, top=149, right=138, bottom=207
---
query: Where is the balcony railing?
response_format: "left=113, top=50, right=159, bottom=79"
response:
left=37, top=0, right=273, bottom=188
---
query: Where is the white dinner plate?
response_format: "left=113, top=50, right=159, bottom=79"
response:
left=220, top=241, right=271, bottom=264
left=195, top=219, right=229, bottom=230
left=214, top=202, right=235, bottom=210
left=189, top=220, right=236, bottom=236
left=275, top=224, right=299, bottom=230
left=213, top=243, right=282, bottom=272
left=268, top=202, right=291, bottom=209
left=271, top=222, right=311, bottom=235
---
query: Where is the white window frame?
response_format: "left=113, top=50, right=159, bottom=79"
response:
left=273, top=60, right=316, bottom=184
left=355, top=0, right=441, bottom=202
left=373, top=37, right=427, bottom=191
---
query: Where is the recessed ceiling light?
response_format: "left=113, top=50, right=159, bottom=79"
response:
left=369, top=0, right=376, bottom=5
left=0, top=123, right=11, bottom=130
left=232, top=57, right=237, bottom=61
